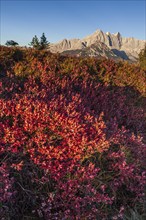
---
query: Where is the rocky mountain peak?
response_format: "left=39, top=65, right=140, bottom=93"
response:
left=114, top=32, right=121, bottom=37
left=106, top=32, right=111, bottom=36
left=50, top=29, right=146, bottom=61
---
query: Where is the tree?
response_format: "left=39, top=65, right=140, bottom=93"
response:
left=5, top=40, right=19, bottom=46
left=29, top=35, right=40, bottom=49
left=29, top=33, right=49, bottom=50
left=139, top=44, right=146, bottom=70
left=40, top=33, right=49, bottom=49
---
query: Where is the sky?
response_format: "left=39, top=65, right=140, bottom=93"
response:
left=0, top=0, right=146, bottom=46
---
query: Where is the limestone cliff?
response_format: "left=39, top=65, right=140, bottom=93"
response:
left=50, top=29, right=145, bottom=61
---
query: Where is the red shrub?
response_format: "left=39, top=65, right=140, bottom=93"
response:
left=0, top=50, right=146, bottom=219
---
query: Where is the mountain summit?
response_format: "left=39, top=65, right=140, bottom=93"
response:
left=50, top=29, right=145, bottom=61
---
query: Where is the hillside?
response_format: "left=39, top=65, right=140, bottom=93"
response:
left=0, top=46, right=146, bottom=220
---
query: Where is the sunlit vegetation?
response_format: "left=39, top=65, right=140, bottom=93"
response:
left=0, top=46, right=146, bottom=219
left=139, top=44, right=146, bottom=71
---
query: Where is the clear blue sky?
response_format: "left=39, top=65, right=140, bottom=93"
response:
left=0, top=0, right=146, bottom=46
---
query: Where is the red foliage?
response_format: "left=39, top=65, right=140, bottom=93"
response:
left=0, top=48, right=146, bottom=219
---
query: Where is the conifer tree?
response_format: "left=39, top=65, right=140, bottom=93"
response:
left=40, top=33, right=49, bottom=49
left=29, top=33, right=49, bottom=50
left=29, top=35, right=40, bottom=49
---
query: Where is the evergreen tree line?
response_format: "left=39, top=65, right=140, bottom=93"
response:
left=5, top=33, right=49, bottom=50
left=29, top=33, right=49, bottom=50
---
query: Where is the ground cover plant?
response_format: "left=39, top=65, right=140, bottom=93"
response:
left=0, top=46, right=146, bottom=219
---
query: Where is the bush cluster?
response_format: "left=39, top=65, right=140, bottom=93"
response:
left=139, top=44, right=146, bottom=71
left=0, top=46, right=146, bottom=219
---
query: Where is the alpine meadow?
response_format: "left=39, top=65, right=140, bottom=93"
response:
left=0, top=44, right=146, bottom=219
left=0, top=0, right=146, bottom=219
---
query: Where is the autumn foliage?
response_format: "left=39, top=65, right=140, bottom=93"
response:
left=0, top=46, right=146, bottom=219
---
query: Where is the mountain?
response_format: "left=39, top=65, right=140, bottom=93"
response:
left=50, top=30, right=146, bottom=61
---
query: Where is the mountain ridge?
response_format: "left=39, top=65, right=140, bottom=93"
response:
left=50, top=29, right=145, bottom=61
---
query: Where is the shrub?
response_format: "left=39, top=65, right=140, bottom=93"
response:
left=139, top=44, right=146, bottom=71
left=0, top=47, right=145, bottom=219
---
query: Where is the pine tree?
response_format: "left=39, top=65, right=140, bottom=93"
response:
left=29, top=35, right=40, bottom=49
left=40, top=33, right=49, bottom=49
left=29, top=33, right=49, bottom=50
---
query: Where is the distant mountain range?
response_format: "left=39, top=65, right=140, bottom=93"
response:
left=50, top=29, right=146, bottom=61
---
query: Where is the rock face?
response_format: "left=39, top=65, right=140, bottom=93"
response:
left=50, top=29, right=145, bottom=61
